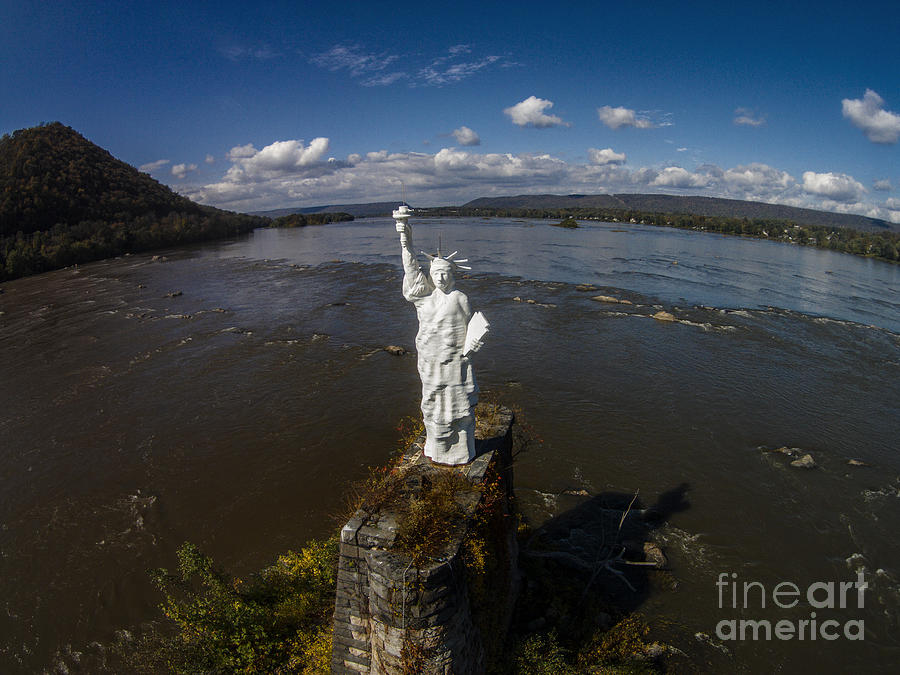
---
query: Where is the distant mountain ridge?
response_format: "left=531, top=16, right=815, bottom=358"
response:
left=252, top=202, right=399, bottom=218
left=461, top=194, right=895, bottom=233
left=257, top=193, right=895, bottom=233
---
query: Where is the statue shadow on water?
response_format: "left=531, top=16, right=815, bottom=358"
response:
left=514, top=482, right=691, bottom=637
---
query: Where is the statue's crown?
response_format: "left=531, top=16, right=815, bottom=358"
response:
left=423, top=249, right=471, bottom=271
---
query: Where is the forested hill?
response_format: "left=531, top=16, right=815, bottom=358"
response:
left=0, top=123, right=267, bottom=280
left=462, top=194, right=895, bottom=233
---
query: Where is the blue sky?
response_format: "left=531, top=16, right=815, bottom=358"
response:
left=3, top=0, right=899, bottom=220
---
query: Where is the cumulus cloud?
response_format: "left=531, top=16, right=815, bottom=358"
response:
left=171, top=163, right=198, bottom=179
left=650, top=167, right=711, bottom=188
left=734, top=107, right=766, bottom=126
left=504, top=96, right=569, bottom=128
left=205, top=154, right=215, bottom=165
left=873, top=179, right=893, bottom=191
left=587, top=147, right=626, bottom=166
left=223, top=139, right=330, bottom=182
left=801, top=171, right=866, bottom=202
left=842, top=89, right=900, bottom=144
left=452, top=126, right=481, bottom=146
left=183, top=139, right=890, bottom=225
left=227, top=144, right=257, bottom=160
left=597, top=106, right=654, bottom=130
left=722, top=163, right=794, bottom=195
left=139, top=159, right=170, bottom=172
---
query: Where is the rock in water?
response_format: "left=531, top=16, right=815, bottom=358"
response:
left=652, top=311, right=676, bottom=322
left=384, top=345, right=407, bottom=356
left=643, top=542, right=668, bottom=568
left=790, top=454, right=816, bottom=469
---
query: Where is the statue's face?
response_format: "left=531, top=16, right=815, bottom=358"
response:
left=430, top=261, right=454, bottom=292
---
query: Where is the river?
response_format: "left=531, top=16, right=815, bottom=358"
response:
left=1, top=217, right=898, bottom=672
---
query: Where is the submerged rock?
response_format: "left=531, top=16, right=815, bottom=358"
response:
left=652, top=311, right=676, bottom=322
left=384, top=345, right=407, bottom=356
left=576, top=284, right=598, bottom=292
left=790, top=454, right=817, bottom=469
left=592, top=295, right=621, bottom=304
left=847, top=459, right=870, bottom=467
left=768, top=446, right=802, bottom=456
left=643, top=542, right=669, bottom=568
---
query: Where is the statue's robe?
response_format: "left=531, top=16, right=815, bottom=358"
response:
left=402, top=268, right=479, bottom=432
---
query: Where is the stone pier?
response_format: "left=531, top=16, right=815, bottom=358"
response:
left=331, top=404, right=518, bottom=674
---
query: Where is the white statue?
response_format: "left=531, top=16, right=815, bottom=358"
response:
left=394, top=205, right=488, bottom=465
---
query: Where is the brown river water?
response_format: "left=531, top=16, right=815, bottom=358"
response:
left=1, top=218, right=898, bottom=672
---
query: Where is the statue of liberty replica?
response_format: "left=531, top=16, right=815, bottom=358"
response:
left=394, top=205, right=489, bottom=465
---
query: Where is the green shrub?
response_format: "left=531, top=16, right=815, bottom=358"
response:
left=143, top=537, right=338, bottom=674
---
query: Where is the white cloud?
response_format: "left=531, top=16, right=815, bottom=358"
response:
left=362, top=72, right=407, bottom=86
left=587, top=147, right=626, bottom=166
left=597, top=105, right=654, bottom=130
left=504, top=96, right=569, bottom=128
left=842, top=89, right=900, bottom=144
left=722, top=163, right=794, bottom=195
left=311, top=45, right=399, bottom=77
left=205, top=154, right=215, bottom=165
left=171, top=163, right=198, bottom=179
left=873, top=179, right=892, bottom=191
left=734, top=107, right=766, bottom=127
left=311, top=43, right=508, bottom=88
left=801, top=171, right=866, bottom=202
left=184, top=140, right=892, bottom=225
left=419, top=55, right=501, bottom=86
left=227, top=144, right=257, bottom=160
left=650, top=167, right=710, bottom=188
left=452, top=126, right=481, bottom=146
left=139, top=159, right=170, bottom=172
left=224, top=139, right=330, bottom=181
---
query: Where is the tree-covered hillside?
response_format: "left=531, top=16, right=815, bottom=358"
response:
left=0, top=123, right=268, bottom=280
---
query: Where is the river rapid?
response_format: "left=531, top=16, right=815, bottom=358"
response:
left=1, top=217, right=898, bottom=673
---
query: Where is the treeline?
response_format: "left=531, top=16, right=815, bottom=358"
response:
left=420, top=206, right=900, bottom=263
left=1, top=208, right=268, bottom=280
left=270, top=212, right=354, bottom=228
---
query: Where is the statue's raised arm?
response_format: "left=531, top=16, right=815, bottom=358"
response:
left=394, top=205, right=429, bottom=300
left=390, top=204, right=488, bottom=465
